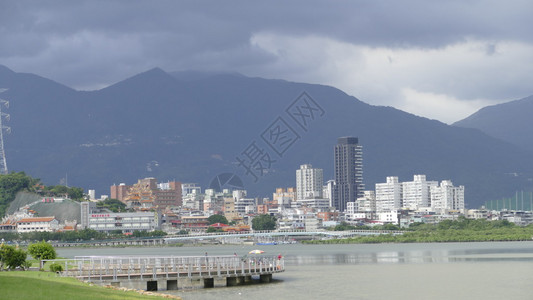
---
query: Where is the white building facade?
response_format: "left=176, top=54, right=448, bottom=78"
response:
left=296, top=164, right=324, bottom=200
left=375, top=175, right=464, bottom=214
left=431, top=180, right=465, bottom=213
left=16, top=217, right=59, bottom=233
left=376, top=176, right=403, bottom=212
left=86, top=211, right=160, bottom=232
left=402, top=175, right=438, bottom=210
left=295, top=198, right=330, bottom=211
left=356, top=191, right=376, bottom=212
left=323, top=180, right=335, bottom=207
left=235, top=198, right=256, bottom=215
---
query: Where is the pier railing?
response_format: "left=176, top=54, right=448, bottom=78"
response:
left=45, top=255, right=284, bottom=282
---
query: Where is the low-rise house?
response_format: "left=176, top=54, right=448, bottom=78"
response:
left=80, top=202, right=161, bottom=232
left=16, top=217, right=59, bottom=233
left=85, top=211, right=160, bottom=232
left=0, top=218, right=17, bottom=232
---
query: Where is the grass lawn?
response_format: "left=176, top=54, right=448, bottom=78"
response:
left=0, top=271, right=173, bottom=300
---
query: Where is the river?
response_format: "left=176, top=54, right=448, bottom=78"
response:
left=57, top=241, right=533, bottom=300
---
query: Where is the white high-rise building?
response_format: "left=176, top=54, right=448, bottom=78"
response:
left=296, top=164, right=323, bottom=200
left=323, top=180, right=335, bottom=207
left=431, top=180, right=465, bottom=213
left=402, top=175, right=438, bottom=210
left=376, top=176, right=403, bottom=212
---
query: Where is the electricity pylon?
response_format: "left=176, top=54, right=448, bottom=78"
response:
left=0, top=88, right=10, bottom=175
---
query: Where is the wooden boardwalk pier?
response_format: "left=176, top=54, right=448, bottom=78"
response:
left=46, top=255, right=284, bottom=291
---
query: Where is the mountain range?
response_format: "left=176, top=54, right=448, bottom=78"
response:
left=1, top=64, right=533, bottom=208
left=453, top=95, right=533, bottom=152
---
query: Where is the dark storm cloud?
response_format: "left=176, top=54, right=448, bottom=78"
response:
left=3, top=0, right=530, bottom=58
left=1, top=0, right=532, bottom=122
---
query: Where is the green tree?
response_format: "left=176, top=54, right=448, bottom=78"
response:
left=150, top=230, right=167, bottom=237
left=206, top=226, right=222, bottom=233
left=382, top=223, right=400, bottom=230
left=41, top=185, right=85, bottom=201
left=46, top=185, right=68, bottom=196
left=77, top=228, right=105, bottom=240
left=0, top=243, right=12, bottom=270
left=332, top=221, right=357, bottom=231
left=28, top=241, right=56, bottom=267
left=252, top=214, right=277, bottom=231
left=6, top=248, right=27, bottom=270
left=0, top=244, right=27, bottom=271
left=0, top=172, right=35, bottom=217
left=207, top=214, right=228, bottom=225
left=131, top=230, right=167, bottom=238
left=96, top=198, right=126, bottom=212
left=67, top=187, right=84, bottom=200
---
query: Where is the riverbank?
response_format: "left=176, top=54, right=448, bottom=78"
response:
left=304, top=218, right=533, bottom=244
left=0, top=271, right=181, bottom=299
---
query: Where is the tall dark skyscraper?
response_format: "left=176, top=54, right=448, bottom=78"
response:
left=333, top=137, right=364, bottom=211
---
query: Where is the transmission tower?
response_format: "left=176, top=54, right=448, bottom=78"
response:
left=0, top=88, right=10, bottom=175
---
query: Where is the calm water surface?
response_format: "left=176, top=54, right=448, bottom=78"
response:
left=58, top=242, right=533, bottom=300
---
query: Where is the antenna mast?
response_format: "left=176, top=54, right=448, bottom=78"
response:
left=0, top=88, right=11, bottom=175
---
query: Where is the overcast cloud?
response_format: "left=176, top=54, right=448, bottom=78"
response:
left=1, top=0, right=532, bottom=123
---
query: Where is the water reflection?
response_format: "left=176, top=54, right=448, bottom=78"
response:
left=56, top=241, right=533, bottom=266
left=284, top=247, right=533, bottom=265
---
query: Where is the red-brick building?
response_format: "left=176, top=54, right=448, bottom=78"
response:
left=110, top=183, right=130, bottom=203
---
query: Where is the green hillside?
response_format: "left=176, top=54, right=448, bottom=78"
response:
left=7, top=191, right=81, bottom=223
left=7, top=191, right=42, bottom=215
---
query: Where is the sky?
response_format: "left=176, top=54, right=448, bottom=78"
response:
left=1, top=0, right=532, bottom=124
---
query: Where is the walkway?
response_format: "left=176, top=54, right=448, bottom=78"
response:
left=46, top=255, right=284, bottom=291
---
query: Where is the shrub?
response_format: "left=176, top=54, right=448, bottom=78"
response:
left=22, top=260, right=32, bottom=270
left=49, top=263, right=63, bottom=273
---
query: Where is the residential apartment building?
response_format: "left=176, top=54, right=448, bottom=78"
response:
left=295, top=198, right=330, bottom=211
left=402, top=175, right=438, bottom=210
left=376, top=176, right=403, bottom=212
left=375, top=175, right=464, bottom=213
left=272, top=187, right=296, bottom=210
left=296, top=164, right=323, bottom=199
left=223, top=196, right=239, bottom=222
left=431, top=180, right=465, bottom=213
left=323, top=180, right=335, bottom=207
left=356, top=190, right=377, bottom=212
left=110, top=183, right=130, bottom=203
left=333, top=137, right=364, bottom=212
left=181, top=183, right=201, bottom=198
left=235, top=198, right=256, bottom=215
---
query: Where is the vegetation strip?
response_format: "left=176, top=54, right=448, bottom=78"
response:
left=305, top=218, right=533, bottom=244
